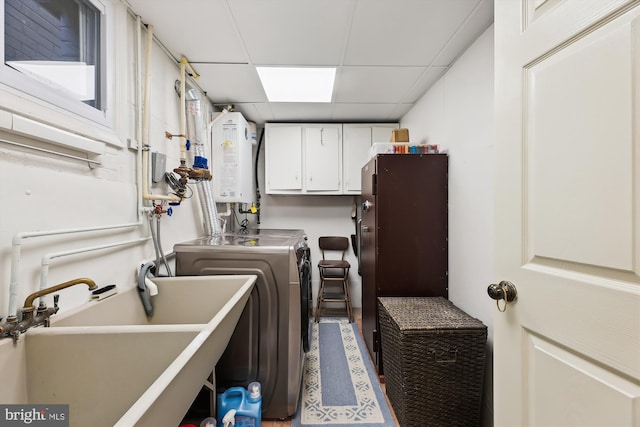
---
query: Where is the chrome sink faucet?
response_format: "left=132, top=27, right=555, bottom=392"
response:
left=0, top=278, right=98, bottom=342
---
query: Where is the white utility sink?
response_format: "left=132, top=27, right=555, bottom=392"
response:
left=24, top=275, right=256, bottom=427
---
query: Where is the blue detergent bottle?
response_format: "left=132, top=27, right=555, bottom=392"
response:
left=217, top=382, right=261, bottom=427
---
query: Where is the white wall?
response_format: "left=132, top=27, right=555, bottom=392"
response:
left=255, top=162, right=362, bottom=309
left=401, top=25, right=495, bottom=426
left=0, top=5, right=210, bottom=402
left=0, top=10, right=207, bottom=316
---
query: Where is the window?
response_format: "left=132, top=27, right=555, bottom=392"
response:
left=2, top=0, right=109, bottom=125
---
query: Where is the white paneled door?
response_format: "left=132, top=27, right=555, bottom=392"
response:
left=494, top=1, right=640, bottom=426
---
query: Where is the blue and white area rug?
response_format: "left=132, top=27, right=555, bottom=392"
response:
left=292, top=319, right=396, bottom=426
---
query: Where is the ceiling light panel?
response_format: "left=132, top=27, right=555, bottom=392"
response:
left=257, top=67, right=336, bottom=102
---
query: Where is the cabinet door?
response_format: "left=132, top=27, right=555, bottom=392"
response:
left=304, top=125, right=341, bottom=191
left=266, top=125, right=302, bottom=192
left=343, top=124, right=398, bottom=194
left=360, top=156, right=378, bottom=366
left=343, top=126, right=372, bottom=193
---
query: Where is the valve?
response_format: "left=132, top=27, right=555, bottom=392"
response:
left=164, top=131, right=185, bottom=140
left=153, top=204, right=175, bottom=215
left=238, top=203, right=259, bottom=215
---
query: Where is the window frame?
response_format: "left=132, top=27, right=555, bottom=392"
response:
left=0, top=0, right=115, bottom=132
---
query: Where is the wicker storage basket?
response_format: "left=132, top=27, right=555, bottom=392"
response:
left=378, top=297, right=487, bottom=427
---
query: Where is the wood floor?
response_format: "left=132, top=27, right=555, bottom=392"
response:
left=262, top=308, right=399, bottom=427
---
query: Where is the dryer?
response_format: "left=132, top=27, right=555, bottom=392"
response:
left=174, top=229, right=311, bottom=419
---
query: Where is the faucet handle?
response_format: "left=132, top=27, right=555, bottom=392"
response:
left=53, top=294, right=59, bottom=308
left=37, top=300, right=48, bottom=313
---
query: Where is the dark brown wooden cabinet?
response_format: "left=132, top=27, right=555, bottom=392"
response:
left=360, top=154, right=448, bottom=372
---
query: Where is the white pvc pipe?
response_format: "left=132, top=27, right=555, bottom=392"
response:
left=39, top=237, right=151, bottom=299
left=208, top=108, right=229, bottom=134
left=180, top=60, right=187, bottom=163
left=7, top=223, right=143, bottom=317
left=217, top=203, right=232, bottom=218
left=217, top=202, right=233, bottom=233
left=140, top=24, right=180, bottom=203
left=217, top=203, right=233, bottom=232
left=135, top=17, right=154, bottom=215
left=141, top=24, right=153, bottom=154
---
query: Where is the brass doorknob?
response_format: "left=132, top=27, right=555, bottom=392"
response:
left=488, top=281, right=517, bottom=312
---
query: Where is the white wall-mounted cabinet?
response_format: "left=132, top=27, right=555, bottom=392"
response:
left=304, top=124, right=342, bottom=191
left=265, top=123, right=341, bottom=194
left=265, top=122, right=397, bottom=195
left=265, top=125, right=303, bottom=191
left=342, top=123, right=399, bottom=194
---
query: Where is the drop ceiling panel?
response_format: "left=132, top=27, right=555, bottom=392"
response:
left=126, top=0, right=248, bottom=63
left=334, top=67, right=426, bottom=103
left=344, top=0, right=481, bottom=66
left=332, top=103, right=401, bottom=122
left=228, top=0, right=353, bottom=65
left=226, top=103, right=273, bottom=125
left=124, top=0, right=494, bottom=125
left=194, top=64, right=266, bottom=104
left=432, top=0, right=494, bottom=66
left=268, top=103, right=335, bottom=122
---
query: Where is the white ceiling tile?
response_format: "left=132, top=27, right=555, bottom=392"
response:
left=344, top=0, right=480, bottom=66
left=269, top=103, right=335, bottom=122
left=334, top=67, right=426, bottom=103
left=432, top=0, right=494, bottom=66
left=229, top=103, right=274, bottom=125
left=125, top=0, right=493, bottom=125
left=127, top=0, right=248, bottom=63
left=228, top=0, right=353, bottom=65
left=194, top=64, right=266, bottom=104
left=332, top=104, right=401, bottom=122
left=251, top=103, right=275, bottom=122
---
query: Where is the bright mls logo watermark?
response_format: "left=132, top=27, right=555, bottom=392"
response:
left=0, top=405, right=68, bottom=426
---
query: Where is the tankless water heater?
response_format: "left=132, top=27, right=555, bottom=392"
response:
left=210, top=112, right=255, bottom=203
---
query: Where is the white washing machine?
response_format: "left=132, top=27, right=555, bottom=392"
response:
left=174, top=229, right=311, bottom=419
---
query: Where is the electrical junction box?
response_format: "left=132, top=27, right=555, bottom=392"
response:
left=151, top=152, right=166, bottom=183
left=211, top=112, right=255, bottom=203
